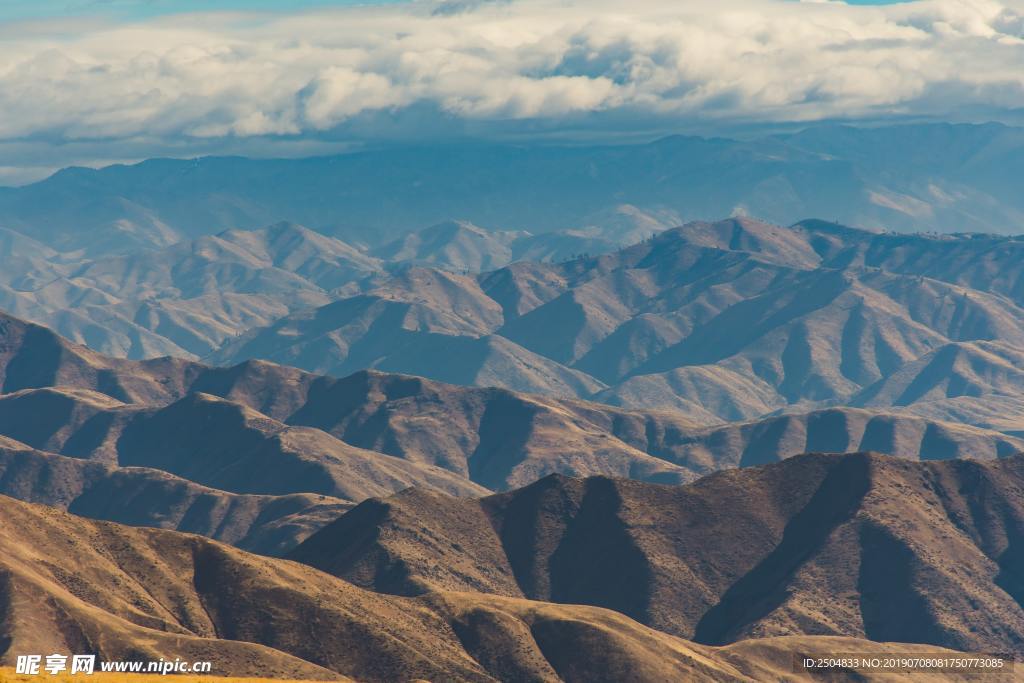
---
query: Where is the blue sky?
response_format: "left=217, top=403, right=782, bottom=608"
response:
left=0, top=1, right=386, bottom=21
left=0, top=0, right=907, bottom=21
left=0, top=1, right=365, bottom=20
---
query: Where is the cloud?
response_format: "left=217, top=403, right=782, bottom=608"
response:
left=1, top=0, right=1023, bottom=176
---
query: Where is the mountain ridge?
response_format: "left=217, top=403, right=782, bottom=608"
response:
left=4, top=123, right=1024, bottom=254
left=2, top=310, right=1021, bottom=499
left=289, top=451, right=1024, bottom=658
left=0, top=437, right=351, bottom=555
left=211, top=217, right=1024, bottom=429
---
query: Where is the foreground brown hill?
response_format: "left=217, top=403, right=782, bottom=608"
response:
left=0, top=494, right=973, bottom=683
left=290, top=452, right=1024, bottom=658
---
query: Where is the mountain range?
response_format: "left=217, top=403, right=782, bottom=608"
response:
left=208, top=217, right=1024, bottom=436
left=0, top=314, right=1021, bottom=675
left=5, top=124, right=1024, bottom=680
left=2, top=310, right=1020, bottom=509
left=10, top=206, right=1024, bottom=441
left=2, top=124, right=1024, bottom=256
left=0, top=219, right=635, bottom=360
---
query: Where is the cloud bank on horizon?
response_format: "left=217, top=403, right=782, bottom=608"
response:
left=0, top=0, right=1022, bottom=181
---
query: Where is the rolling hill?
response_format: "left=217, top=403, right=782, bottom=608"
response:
left=0, top=436, right=350, bottom=555
left=0, top=493, right=974, bottom=682
left=290, top=451, right=1024, bottom=658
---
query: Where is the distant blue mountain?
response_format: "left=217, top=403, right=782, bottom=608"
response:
left=1, top=122, right=1022, bottom=254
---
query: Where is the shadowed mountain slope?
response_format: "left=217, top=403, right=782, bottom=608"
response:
left=208, top=265, right=609, bottom=399
left=849, top=340, right=1024, bottom=433
left=0, top=387, right=487, bottom=500
left=0, top=312, right=705, bottom=489
left=0, top=437, right=350, bottom=555
left=0, top=308, right=271, bottom=405
left=271, top=371, right=1024, bottom=487
left=290, top=452, right=1024, bottom=658
left=0, top=378, right=701, bottom=492
left=640, top=407, right=1024, bottom=469
left=274, top=371, right=703, bottom=488
left=0, top=494, right=969, bottom=682
left=2, top=312, right=1021, bottom=494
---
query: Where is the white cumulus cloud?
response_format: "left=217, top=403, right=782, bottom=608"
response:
left=0, top=0, right=1023, bottom=175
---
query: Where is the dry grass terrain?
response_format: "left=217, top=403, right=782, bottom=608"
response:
left=291, top=451, right=1024, bottom=659
left=0, top=493, right=1006, bottom=682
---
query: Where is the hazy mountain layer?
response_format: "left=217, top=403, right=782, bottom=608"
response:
left=0, top=219, right=638, bottom=362
left=213, top=217, right=1024, bottom=428
left=290, top=452, right=1024, bottom=658
left=3, top=123, right=1022, bottom=254
left=370, top=219, right=632, bottom=272
left=0, top=222, right=381, bottom=359
left=0, top=493, right=969, bottom=682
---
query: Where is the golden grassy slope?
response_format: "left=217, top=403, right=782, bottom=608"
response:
left=3, top=492, right=1008, bottom=682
